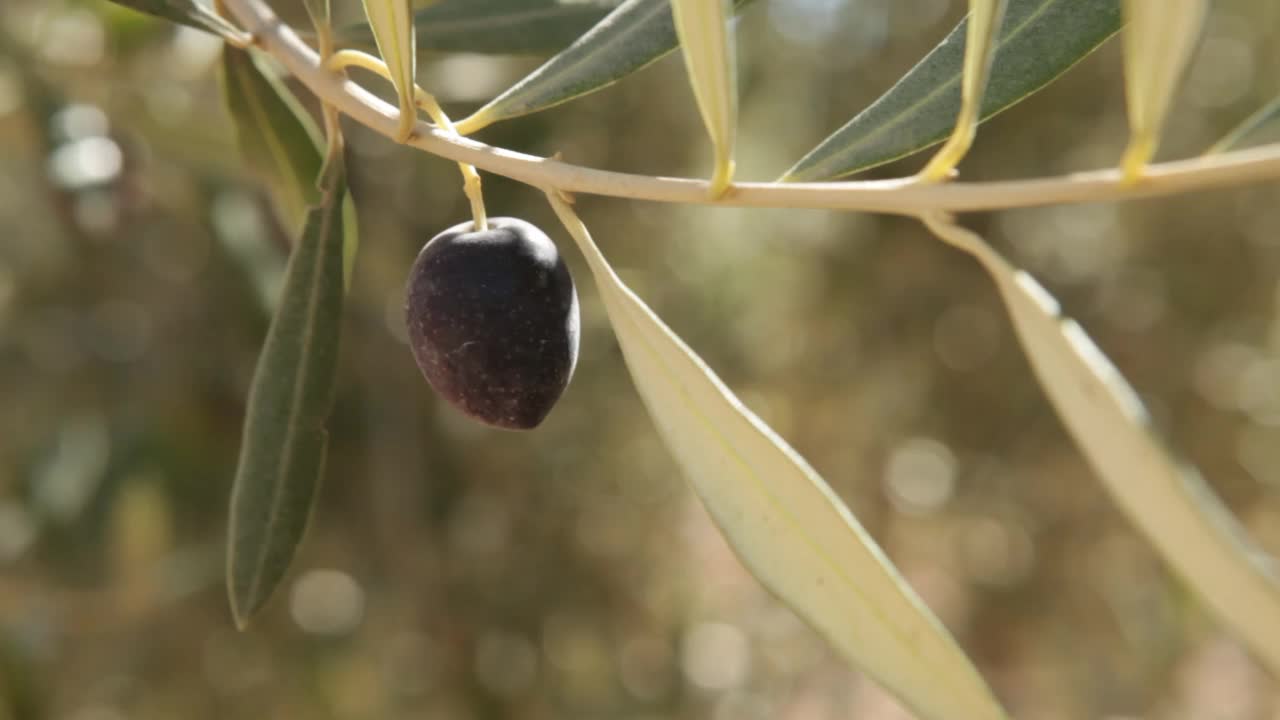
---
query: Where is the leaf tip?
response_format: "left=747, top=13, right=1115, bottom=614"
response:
left=227, top=579, right=254, bottom=631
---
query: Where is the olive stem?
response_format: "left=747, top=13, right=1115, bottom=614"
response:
left=306, top=13, right=343, bottom=172
left=324, top=49, right=488, bottom=231
left=223, top=0, right=1280, bottom=217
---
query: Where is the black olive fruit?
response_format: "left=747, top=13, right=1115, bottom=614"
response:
left=405, top=217, right=580, bottom=430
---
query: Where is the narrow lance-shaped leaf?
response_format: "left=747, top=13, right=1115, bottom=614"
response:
left=547, top=193, right=1009, bottom=720
left=781, top=0, right=1121, bottom=182
left=1120, top=0, right=1208, bottom=180
left=335, top=0, right=619, bottom=56
left=360, top=0, right=418, bottom=142
left=227, top=158, right=350, bottom=629
left=105, top=0, right=252, bottom=45
left=670, top=0, right=737, bottom=195
left=1204, top=95, right=1280, bottom=155
left=922, top=212, right=1280, bottom=677
left=454, top=0, right=753, bottom=135
left=221, top=47, right=324, bottom=237
left=917, top=0, right=1008, bottom=180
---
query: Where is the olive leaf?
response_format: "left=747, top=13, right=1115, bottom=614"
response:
left=1204, top=95, right=1280, bottom=155
left=917, top=0, right=1008, bottom=180
left=670, top=0, right=737, bottom=195
left=359, top=0, right=418, bottom=142
left=220, top=46, right=324, bottom=237
left=336, top=0, right=619, bottom=56
left=104, top=0, right=251, bottom=44
left=781, top=0, right=1122, bottom=181
left=1120, top=0, right=1208, bottom=179
left=547, top=193, right=1008, bottom=720
left=922, top=212, right=1280, bottom=677
left=454, top=0, right=753, bottom=135
left=227, top=157, right=350, bottom=629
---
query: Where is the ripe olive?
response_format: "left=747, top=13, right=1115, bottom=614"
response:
left=405, top=217, right=580, bottom=430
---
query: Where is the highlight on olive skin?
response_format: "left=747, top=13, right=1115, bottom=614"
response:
left=405, top=217, right=580, bottom=430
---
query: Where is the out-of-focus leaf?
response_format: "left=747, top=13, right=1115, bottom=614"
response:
left=781, top=0, right=1121, bottom=181
left=220, top=47, right=323, bottom=236
left=922, top=212, right=1280, bottom=677
left=454, top=0, right=752, bottom=135
left=1120, top=0, right=1207, bottom=180
left=670, top=0, right=736, bottom=195
left=1205, top=96, right=1280, bottom=155
left=103, top=0, right=251, bottom=44
left=917, top=0, right=1008, bottom=180
left=304, top=0, right=330, bottom=28
left=227, top=159, right=349, bottom=629
left=360, top=0, right=418, bottom=141
left=547, top=193, right=1008, bottom=720
left=337, top=0, right=619, bottom=55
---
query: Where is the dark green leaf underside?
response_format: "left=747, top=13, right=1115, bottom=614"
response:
left=457, top=0, right=753, bottom=132
left=336, top=0, right=619, bottom=55
left=220, top=47, right=324, bottom=234
left=782, top=0, right=1122, bottom=181
left=226, top=158, right=348, bottom=628
left=104, top=0, right=250, bottom=42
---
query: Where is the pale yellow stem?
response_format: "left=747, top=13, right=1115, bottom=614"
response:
left=325, top=49, right=488, bottom=230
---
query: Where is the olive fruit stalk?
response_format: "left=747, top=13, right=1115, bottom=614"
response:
left=405, top=217, right=580, bottom=429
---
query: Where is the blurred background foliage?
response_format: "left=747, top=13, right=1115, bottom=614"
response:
left=1, top=0, right=1280, bottom=718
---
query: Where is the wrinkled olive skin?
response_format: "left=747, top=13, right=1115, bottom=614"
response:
left=405, top=217, right=580, bottom=430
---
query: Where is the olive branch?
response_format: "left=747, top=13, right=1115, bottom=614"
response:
left=229, top=0, right=1277, bottom=214
left=142, top=0, right=1280, bottom=717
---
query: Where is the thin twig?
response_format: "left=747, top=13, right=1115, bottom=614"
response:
left=221, top=0, right=1280, bottom=216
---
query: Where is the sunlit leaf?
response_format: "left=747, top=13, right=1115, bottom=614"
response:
left=220, top=46, right=324, bottom=237
left=670, top=0, right=736, bottom=195
left=781, top=0, right=1121, bottom=181
left=336, top=0, right=619, bottom=55
left=1120, top=0, right=1207, bottom=180
left=917, top=0, right=1008, bottom=180
left=227, top=159, right=350, bottom=629
left=922, top=212, right=1280, bottom=677
left=547, top=193, right=1009, bottom=720
left=454, top=0, right=752, bottom=135
left=104, top=0, right=251, bottom=44
left=359, top=0, right=418, bottom=142
left=1204, top=95, right=1280, bottom=155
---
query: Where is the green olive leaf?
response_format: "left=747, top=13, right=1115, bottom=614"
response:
left=360, top=0, right=418, bottom=142
left=1205, top=96, right=1280, bottom=155
left=103, top=0, right=251, bottom=44
left=220, top=46, right=324, bottom=237
left=670, top=0, right=737, bottom=194
left=454, top=0, right=753, bottom=135
left=923, top=212, right=1280, bottom=678
left=336, top=0, right=619, bottom=55
left=1120, top=0, right=1208, bottom=179
left=782, top=0, right=1121, bottom=181
left=548, top=193, right=1009, bottom=720
left=227, top=157, right=350, bottom=629
left=917, top=0, right=1008, bottom=180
